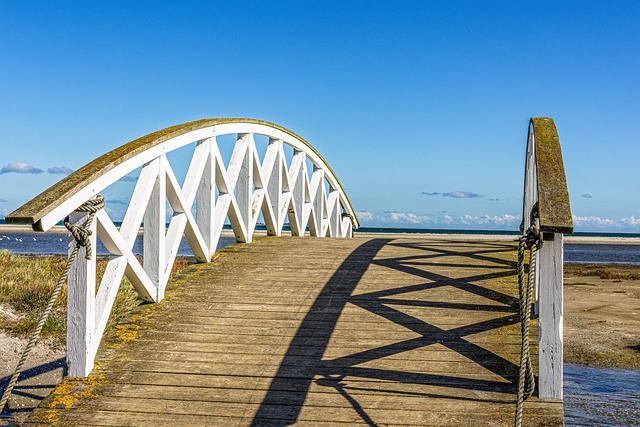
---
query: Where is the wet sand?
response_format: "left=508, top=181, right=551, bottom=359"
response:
left=564, top=263, right=640, bottom=369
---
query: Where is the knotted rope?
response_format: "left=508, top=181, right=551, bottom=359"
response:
left=0, top=195, right=104, bottom=414
left=514, top=203, right=543, bottom=427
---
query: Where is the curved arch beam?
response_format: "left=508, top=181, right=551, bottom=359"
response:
left=7, top=118, right=359, bottom=231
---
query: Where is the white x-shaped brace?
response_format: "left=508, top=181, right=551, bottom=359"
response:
left=88, top=133, right=349, bottom=346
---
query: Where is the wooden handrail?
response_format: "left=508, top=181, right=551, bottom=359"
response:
left=525, top=117, right=573, bottom=233
left=6, top=118, right=359, bottom=231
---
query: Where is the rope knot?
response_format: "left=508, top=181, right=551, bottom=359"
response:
left=0, top=195, right=105, bottom=412
left=63, top=195, right=105, bottom=260
left=521, top=225, right=543, bottom=251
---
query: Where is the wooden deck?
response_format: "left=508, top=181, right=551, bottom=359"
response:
left=26, top=236, right=564, bottom=426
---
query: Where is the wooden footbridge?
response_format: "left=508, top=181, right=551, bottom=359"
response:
left=3, top=118, right=572, bottom=426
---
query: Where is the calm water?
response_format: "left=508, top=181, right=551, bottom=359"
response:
left=1, top=228, right=639, bottom=425
left=564, top=364, right=640, bottom=426
left=0, top=231, right=236, bottom=257
left=564, top=243, right=640, bottom=266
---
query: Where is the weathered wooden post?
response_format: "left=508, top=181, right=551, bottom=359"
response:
left=522, top=117, right=573, bottom=399
left=66, top=211, right=97, bottom=377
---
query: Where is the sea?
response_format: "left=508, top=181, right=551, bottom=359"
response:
left=1, top=224, right=639, bottom=425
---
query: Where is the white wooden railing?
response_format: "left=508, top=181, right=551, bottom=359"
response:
left=522, top=117, right=573, bottom=399
left=6, top=118, right=359, bottom=377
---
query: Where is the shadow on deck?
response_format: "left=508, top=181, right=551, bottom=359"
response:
left=22, top=236, right=564, bottom=426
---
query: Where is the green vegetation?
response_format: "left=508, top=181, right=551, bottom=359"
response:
left=0, top=249, right=191, bottom=343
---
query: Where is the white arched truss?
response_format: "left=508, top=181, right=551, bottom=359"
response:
left=7, top=119, right=359, bottom=376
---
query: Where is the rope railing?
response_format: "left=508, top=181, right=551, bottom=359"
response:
left=514, top=204, right=542, bottom=427
left=4, top=119, right=359, bottom=383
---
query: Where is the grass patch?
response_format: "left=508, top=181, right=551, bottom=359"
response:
left=565, top=281, right=596, bottom=287
left=0, top=249, right=192, bottom=342
left=566, top=264, right=640, bottom=280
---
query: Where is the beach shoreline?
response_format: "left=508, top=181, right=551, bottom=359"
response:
left=3, top=223, right=640, bottom=244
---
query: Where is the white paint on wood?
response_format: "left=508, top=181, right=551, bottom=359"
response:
left=538, top=232, right=564, bottom=399
left=288, top=150, right=305, bottom=236
left=143, top=157, right=166, bottom=301
left=263, top=139, right=282, bottom=235
left=66, top=211, right=97, bottom=377
left=196, top=138, right=215, bottom=260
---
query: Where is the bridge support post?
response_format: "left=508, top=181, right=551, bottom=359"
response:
left=66, top=211, right=97, bottom=377
left=143, top=158, right=166, bottom=301
left=538, top=232, right=564, bottom=399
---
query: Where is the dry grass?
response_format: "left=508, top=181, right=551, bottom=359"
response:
left=565, top=263, right=640, bottom=280
left=0, top=249, right=192, bottom=343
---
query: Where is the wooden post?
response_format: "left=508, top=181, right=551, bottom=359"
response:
left=538, top=232, right=564, bottom=399
left=144, top=157, right=166, bottom=301
left=66, top=211, right=97, bottom=377
left=196, top=138, right=215, bottom=260
left=288, top=150, right=305, bottom=237
left=265, top=138, right=282, bottom=236
left=236, top=134, right=252, bottom=243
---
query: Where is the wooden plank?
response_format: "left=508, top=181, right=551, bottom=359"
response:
left=538, top=232, right=564, bottom=398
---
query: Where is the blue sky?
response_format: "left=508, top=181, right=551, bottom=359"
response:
left=1, top=1, right=638, bottom=232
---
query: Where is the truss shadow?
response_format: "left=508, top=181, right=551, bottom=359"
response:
left=0, top=357, right=66, bottom=416
left=251, top=238, right=522, bottom=426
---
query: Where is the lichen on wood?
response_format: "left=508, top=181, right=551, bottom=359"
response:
left=531, top=117, right=574, bottom=234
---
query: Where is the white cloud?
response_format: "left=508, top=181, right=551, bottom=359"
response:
left=48, top=166, right=74, bottom=175
left=389, top=212, right=432, bottom=224
left=572, top=214, right=640, bottom=230
left=442, top=191, right=482, bottom=199
left=572, top=215, right=617, bottom=228
left=356, top=211, right=374, bottom=222
left=620, top=216, right=640, bottom=226
left=0, top=162, right=43, bottom=174
left=355, top=211, right=520, bottom=229
left=104, top=206, right=126, bottom=221
left=0, top=208, right=8, bottom=218
left=460, top=214, right=520, bottom=227
left=356, top=211, right=640, bottom=232
left=580, top=193, right=593, bottom=199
